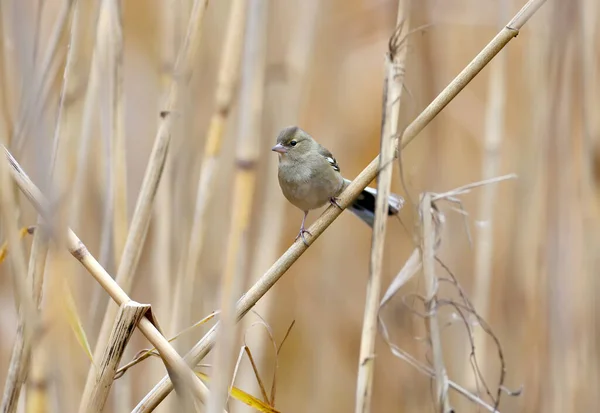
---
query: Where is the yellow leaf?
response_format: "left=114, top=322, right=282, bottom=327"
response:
left=62, top=279, right=95, bottom=366
left=195, top=372, right=281, bottom=413
left=0, top=226, right=33, bottom=264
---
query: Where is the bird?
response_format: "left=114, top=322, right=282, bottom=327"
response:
left=271, top=125, right=404, bottom=245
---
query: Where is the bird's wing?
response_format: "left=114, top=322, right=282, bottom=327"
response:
left=316, top=144, right=341, bottom=172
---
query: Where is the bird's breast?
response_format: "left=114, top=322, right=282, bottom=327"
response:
left=278, top=161, right=342, bottom=211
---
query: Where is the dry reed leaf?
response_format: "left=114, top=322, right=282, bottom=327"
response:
left=62, top=277, right=95, bottom=366
left=242, top=316, right=279, bottom=405
left=379, top=247, right=421, bottom=309
left=195, top=372, right=281, bottom=413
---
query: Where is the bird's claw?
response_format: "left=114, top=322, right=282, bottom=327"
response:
left=330, top=197, right=343, bottom=210
left=295, top=228, right=312, bottom=246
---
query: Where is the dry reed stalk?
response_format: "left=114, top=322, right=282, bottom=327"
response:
left=82, top=0, right=211, bottom=405
left=149, top=0, right=180, bottom=401
left=206, top=1, right=265, bottom=412
left=102, top=1, right=129, bottom=410
left=151, top=0, right=180, bottom=326
left=2, top=146, right=212, bottom=408
left=544, top=15, right=581, bottom=410
left=466, top=5, right=508, bottom=389
left=70, top=0, right=111, bottom=231
left=509, top=8, right=550, bottom=410
left=0, top=136, right=38, bottom=413
left=169, top=0, right=247, bottom=351
left=78, top=302, right=149, bottom=413
left=0, top=3, right=84, bottom=410
left=133, top=1, right=547, bottom=409
left=355, top=3, right=408, bottom=412
left=12, top=0, right=73, bottom=154
left=106, top=0, right=127, bottom=273
left=0, top=1, right=15, bottom=143
left=237, top=0, right=320, bottom=403
left=421, top=193, right=451, bottom=412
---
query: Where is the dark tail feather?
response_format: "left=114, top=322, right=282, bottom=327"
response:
left=343, top=179, right=404, bottom=228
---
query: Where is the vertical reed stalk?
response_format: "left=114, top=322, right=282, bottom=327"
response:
left=421, top=193, right=452, bottom=412
left=355, top=2, right=408, bottom=411
left=81, top=0, right=212, bottom=405
left=2, top=145, right=212, bottom=408
left=13, top=0, right=73, bottom=154
left=169, top=0, right=247, bottom=351
left=237, top=0, right=320, bottom=403
left=206, top=1, right=266, bottom=412
left=133, top=2, right=547, bottom=409
left=466, top=2, right=508, bottom=389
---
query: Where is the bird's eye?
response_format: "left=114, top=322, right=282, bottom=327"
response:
left=290, top=140, right=297, bottom=146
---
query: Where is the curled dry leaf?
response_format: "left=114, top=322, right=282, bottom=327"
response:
left=379, top=247, right=421, bottom=310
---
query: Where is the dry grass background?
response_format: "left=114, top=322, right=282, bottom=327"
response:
left=0, top=0, right=598, bottom=412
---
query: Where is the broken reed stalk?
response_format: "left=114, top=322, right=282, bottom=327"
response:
left=169, top=0, right=247, bottom=351
left=78, top=302, right=149, bottom=413
left=82, top=0, right=211, bottom=405
left=421, top=193, right=452, bottom=412
left=133, top=1, right=548, bottom=410
left=206, top=1, right=265, bottom=412
left=1, top=2, right=84, bottom=410
left=2, top=146, right=211, bottom=408
left=354, top=2, right=408, bottom=412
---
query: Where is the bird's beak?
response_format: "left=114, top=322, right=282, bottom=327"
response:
left=271, top=143, right=287, bottom=154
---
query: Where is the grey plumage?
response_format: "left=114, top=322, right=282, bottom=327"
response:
left=272, top=126, right=403, bottom=244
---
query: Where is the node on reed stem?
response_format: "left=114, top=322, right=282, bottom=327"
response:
left=131, top=1, right=547, bottom=409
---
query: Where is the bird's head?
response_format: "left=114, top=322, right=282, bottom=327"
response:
left=271, top=126, right=312, bottom=158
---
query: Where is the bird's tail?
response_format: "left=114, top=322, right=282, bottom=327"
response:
left=342, top=178, right=404, bottom=228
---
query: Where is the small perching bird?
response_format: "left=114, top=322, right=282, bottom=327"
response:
left=272, top=126, right=404, bottom=245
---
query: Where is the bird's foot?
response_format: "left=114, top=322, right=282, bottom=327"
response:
left=295, top=228, right=312, bottom=246
left=329, top=197, right=343, bottom=210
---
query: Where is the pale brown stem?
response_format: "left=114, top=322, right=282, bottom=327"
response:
left=169, top=0, right=247, bottom=353
left=421, top=193, right=452, bottom=412
left=355, top=2, right=408, bottom=411
left=2, top=145, right=213, bottom=408
left=206, top=1, right=264, bottom=412
left=133, top=1, right=547, bottom=410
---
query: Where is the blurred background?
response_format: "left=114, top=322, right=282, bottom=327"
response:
left=0, top=0, right=598, bottom=412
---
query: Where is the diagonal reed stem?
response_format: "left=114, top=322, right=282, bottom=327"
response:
left=132, top=1, right=547, bottom=410
left=1, top=145, right=213, bottom=409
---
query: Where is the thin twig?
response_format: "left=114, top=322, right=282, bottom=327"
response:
left=132, top=2, right=547, bottom=409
